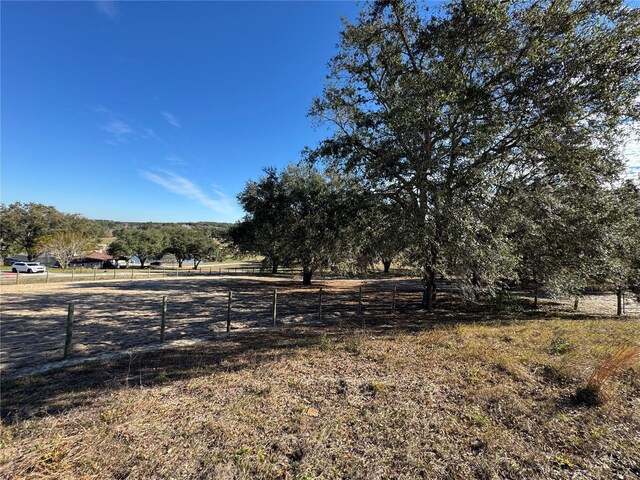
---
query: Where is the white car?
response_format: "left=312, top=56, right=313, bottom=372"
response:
left=11, top=262, right=47, bottom=273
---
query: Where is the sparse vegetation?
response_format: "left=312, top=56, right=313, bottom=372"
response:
left=1, top=315, right=638, bottom=479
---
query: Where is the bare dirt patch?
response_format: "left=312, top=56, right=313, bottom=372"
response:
left=1, top=275, right=423, bottom=377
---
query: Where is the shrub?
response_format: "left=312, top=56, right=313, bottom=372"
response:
left=549, top=336, right=572, bottom=355
left=575, top=343, right=640, bottom=406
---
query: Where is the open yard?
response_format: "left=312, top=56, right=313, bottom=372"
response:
left=1, top=276, right=639, bottom=479
left=1, top=275, right=448, bottom=378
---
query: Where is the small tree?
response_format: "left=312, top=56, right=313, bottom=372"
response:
left=108, top=228, right=164, bottom=268
left=38, top=232, right=97, bottom=269
left=233, top=164, right=367, bottom=285
left=230, top=168, right=291, bottom=273
left=189, top=230, right=225, bottom=269
left=164, top=226, right=192, bottom=268
left=592, top=182, right=640, bottom=314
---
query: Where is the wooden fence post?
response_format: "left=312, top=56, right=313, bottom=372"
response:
left=392, top=286, right=397, bottom=312
left=63, top=301, right=74, bottom=359
left=160, top=296, right=167, bottom=343
left=209, top=267, right=212, bottom=275
left=148, top=268, right=151, bottom=278
left=131, top=269, right=134, bottom=280
left=46, top=270, right=49, bottom=284
left=219, top=267, right=221, bottom=275
left=71, top=268, right=75, bottom=282
left=93, top=269, right=97, bottom=281
left=113, top=269, right=117, bottom=279
left=318, top=288, right=323, bottom=322
left=227, top=291, right=232, bottom=332
left=15, top=271, right=19, bottom=285
left=272, top=289, right=278, bottom=326
left=358, top=285, right=363, bottom=314
left=176, top=268, right=179, bottom=277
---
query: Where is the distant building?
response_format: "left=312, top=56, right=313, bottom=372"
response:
left=69, top=252, right=127, bottom=269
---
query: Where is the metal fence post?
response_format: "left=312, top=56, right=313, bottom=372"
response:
left=273, top=289, right=278, bottom=326
left=63, top=302, right=75, bottom=359
left=160, top=296, right=167, bottom=343
left=226, top=291, right=232, bottom=332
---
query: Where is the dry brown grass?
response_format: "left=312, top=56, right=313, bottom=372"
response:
left=1, top=313, right=639, bottom=479
left=575, top=342, right=640, bottom=406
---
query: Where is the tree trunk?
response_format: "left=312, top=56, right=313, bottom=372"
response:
left=140, top=259, right=146, bottom=269
left=382, top=259, right=391, bottom=274
left=422, top=265, right=436, bottom=309
left=617, top=287, right=623, bottom=316
left=471, top=270, right=481, bottom=287
left=177, top=259, right=183, bottom=268
left=302, top=266, right=313, bottom=286
left=271, top=261, right=278, bottom=274
left=193, top=260, right=200, bottom=270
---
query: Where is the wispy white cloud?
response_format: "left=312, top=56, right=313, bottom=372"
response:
left=140, top=127, right=161, bottom=141
left=101, top=119, right=134, bottom=143
left=161, top=111, right=181, bottom=128
left=139, top=170, right=239, bottom=217
left=95, top=107, right=160, bottom=145
left=166, top=154, right=187, bottom=165
left=95, top=1, right=117, bottom=18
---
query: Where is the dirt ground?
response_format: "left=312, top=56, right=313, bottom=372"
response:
left=0, top=274, right=636, bottom=378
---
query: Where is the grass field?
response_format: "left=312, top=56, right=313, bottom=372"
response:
left=1, top=298, right=638, bottom=479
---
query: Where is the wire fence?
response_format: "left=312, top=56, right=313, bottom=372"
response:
left=2, top=273, right=636, bottom=378
left=622, top=292, right=640, bottom=315
left=0, top=265, right=305, bottom=286
left=0, top=281, right=433, bottom=378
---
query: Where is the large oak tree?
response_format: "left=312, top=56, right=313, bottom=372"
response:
left=309, top=0, right=640, bottom=306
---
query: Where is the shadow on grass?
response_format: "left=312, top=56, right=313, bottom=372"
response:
left=2, top=289, right=621, bottom=427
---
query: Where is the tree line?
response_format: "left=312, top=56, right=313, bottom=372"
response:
left=0, top=203, right=227, bottom=269
left=108, top=225, right=226, bottom=269
left=231, top=0, right=640, bottom=311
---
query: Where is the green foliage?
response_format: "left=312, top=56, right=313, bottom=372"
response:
left=232, top=164, right=369, bottom=284
left=230, top=167, right=291, bottom=273
left=1, top=202, right=104, bottom=261
left=108, top=228, right=164, bottom=267
left=309, top=0, right=640, bottom=303
left=550, top=337, right=572, bottom=355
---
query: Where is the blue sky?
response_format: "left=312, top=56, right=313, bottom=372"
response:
left=1, top=0, right=361, bottom=222
left=2, top=1, right=639, bottom=223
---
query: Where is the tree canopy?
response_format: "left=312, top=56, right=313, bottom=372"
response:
left=232, top=165, right=369, bottom=284
left=309, top=0, right=640, bottom=305
left=1, top=202, right=104, bottom=261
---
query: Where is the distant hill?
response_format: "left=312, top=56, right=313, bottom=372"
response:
left=92, top=220, right=234, bottom=237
